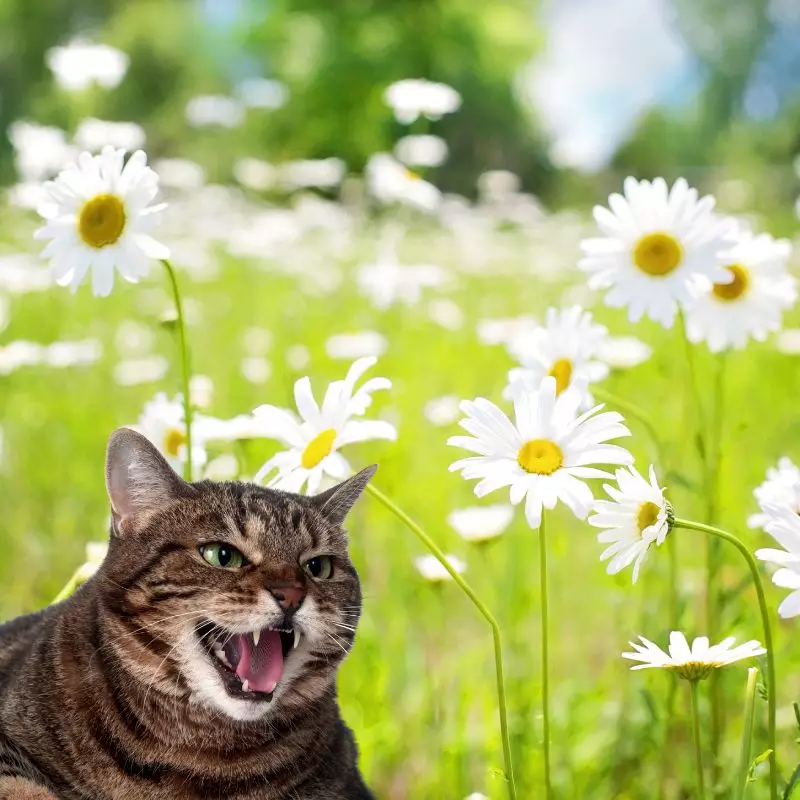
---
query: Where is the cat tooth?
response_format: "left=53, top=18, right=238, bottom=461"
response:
left=241, top=679, right=250, bottom=692
left=252, top=630, right=261, bottom=647
left=266, top=681, right=277, bottom=694
left=293, top=628, right=301, bottom=650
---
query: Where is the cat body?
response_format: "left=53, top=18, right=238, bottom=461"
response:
left=0, top=430, right=376, bottom=800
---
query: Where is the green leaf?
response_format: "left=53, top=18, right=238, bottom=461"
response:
left=782, top=763, right=800, bottom=800
left=749, top=749, right=774, bottom=783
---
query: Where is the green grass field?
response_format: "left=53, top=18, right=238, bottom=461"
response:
left=2, top=201, right=799, bottom=799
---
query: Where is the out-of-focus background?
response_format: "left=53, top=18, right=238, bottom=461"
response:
left=2, top=1, right=800, bottom=798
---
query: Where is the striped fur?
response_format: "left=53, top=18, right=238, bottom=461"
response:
left=0, top=430, right=375, bottom=799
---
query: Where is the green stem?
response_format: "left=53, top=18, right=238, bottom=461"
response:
left=364, top=483, right=517, bottom=800
left=539, top=511, right=552, bottom=797
left=161, top=259, right=194, bottom=481
left=673, top=519, right=778, bottom=800
left=690, top=680, right=707, bottom=800
left=736, top=667, right=759, bottom=800
left=52, top=568, right=85, bottom=604
left=592, top=387, right=666, bottom=470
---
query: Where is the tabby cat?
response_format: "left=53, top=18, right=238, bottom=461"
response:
left=0, top=428, right=376, bottom=799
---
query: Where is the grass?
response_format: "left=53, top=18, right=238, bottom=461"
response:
left=1, top=209, right=799, bottom=799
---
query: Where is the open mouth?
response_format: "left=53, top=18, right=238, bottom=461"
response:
left=197, top=622, right=300, bottom=701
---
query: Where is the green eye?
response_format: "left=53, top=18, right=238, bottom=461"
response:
left=200, top=543, right=246, bottom=570
left=304, top=555, right=333, bottom=580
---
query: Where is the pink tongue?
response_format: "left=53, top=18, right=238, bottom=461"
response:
left=231, top=631, right=284, bottom=693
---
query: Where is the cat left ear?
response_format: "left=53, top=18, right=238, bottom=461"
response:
left=105, top=427, right=195, bottom=533
left=312, top=466, right=377, bottom=527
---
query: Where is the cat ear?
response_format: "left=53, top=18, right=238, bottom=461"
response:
left=312, top=465, right=377, bottom=527
left=105, top=427, right=194, bottom=531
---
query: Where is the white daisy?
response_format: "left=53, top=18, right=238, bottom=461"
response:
left=755, top=504, right=800, bottom=618
left=623, top=631, right=766, bottom=681
left=383, top=79, right=461, bottom=125
left=35, top=147, right=170, bottom=297
left=137, top=393, right=207, bottom=474
left=75, top=541, right=109, bottom=582
left=414, top=554, right=466, bottom=582
left=748, top=457, right=800, bottom=530
left=589, top=465, right=671, bottom=583
left=579, top=177, right=735, bottom=327
left=505, top=306, right=609, bottom=406
left=448, top=376, right=633, bottom=529
left=685, top=230, right=796, bottom=352
left=252, top=357, right=397, bottom=494
left=447, top=505, right=515, bottom=543
left=366, top=153, right=441, bottom=212
left=596, top=336, right=652, bottom=369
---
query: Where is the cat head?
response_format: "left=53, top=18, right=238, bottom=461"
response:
left=100, top=427, right=374, bottom=723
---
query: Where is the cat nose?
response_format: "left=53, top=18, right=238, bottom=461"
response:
left=267, top=585, right=306, bottom=614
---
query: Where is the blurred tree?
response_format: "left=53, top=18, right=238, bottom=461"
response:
left=239, top=0, right=555, bottom=197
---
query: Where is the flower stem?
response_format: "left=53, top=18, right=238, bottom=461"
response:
left=690, top=680, right=707, bottom=800
left=160, top=259, right=193, bottom=481
left=539, top=511, right=552, bottom=798
left=736, top=667, right=759, bottom=800
left=52, top=568, right=84, bottom=604
left=364, top=483, right=517, bottom=800
left=673, top=518, right=778, bottom=800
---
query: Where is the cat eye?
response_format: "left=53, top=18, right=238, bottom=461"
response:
left=303, top=555, right=333, bottom=580
left=200, top=543, right=247, bottom=570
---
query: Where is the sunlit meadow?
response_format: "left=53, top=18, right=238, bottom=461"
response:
left=3, top=17, right=800, bottom=800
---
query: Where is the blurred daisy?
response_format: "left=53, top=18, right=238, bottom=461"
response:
left=505, top=306, right=609, bottom=405
left=685, top=230, right=796, bottom=352
left=137, top=393, right=207, bottom=474
left=449, top=376, right=632, bottom=528
left=448, top=505, right=514, bottom=543
left=394, top=134, right=449, bottom=168
left=623, top=631, right=765, bottom=681
left=366, top=154, right=441, bottom=212
left=252, top=357, right=397, bottom=493
left=383, top=79, right=461, bottom=124
left=580, top=177, right=734, bottom=327
left=35, top=147, right=169, bottom=297
left=75, top=541, right=109, bottom=582
left=424, top=395, right=461, bottom=427
left=748, top=457, right=800, bottom=530
left=46, top=40, right=129, bottom=92
left=414, top=553, right=466, bottom=582
left=596, top=336, right=652, bottom=369
left=590, top=465, right=671, bottom=583
left=755, top=504, right=800, bottom=618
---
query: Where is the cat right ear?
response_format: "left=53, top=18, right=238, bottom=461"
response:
left=105, top=427, right=194, bottom=533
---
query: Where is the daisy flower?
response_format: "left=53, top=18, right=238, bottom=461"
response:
left=366, top=153, right=441, bottom=212
left=590, top=465, right=672, bottom=583
left=137, top=393, right=207, bottom=474
left=505, top=306, right=609, bottom=406
left=447, top=504, right=515, bottom=543
left=755, top=504, right=800, bottom=618
left=35, top=146, right=169, bottom=297
left=579, top=177, right=735, bottom=327
left=414, top=554, right=466, bottom=582
left=252, top=357, right=396, bottom=494
left=448, top=376, right=633, bottom=528
left=383, top=79, right=461, bottom=125
left=748, top=457, right=800, bottom=530
left=685, top=230, right=796, bottom=352
left=623, top=631, right=766, bottom=681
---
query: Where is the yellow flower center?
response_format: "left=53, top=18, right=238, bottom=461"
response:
left=517, top=439, right=563, bottom=475
left=548, top=358, right=573, bottom=395
left=405, top=169, right=421, bottom=181
left=670, top=661, right=716, bottom=682
left=636, top=501, right=661, bottom=535
left=633, top=232, right=683, bottom=277
left=712, top=264, right=749, bottom=302
left=302, top=428, right=337, bottom=469
left=163, top=427, right=186, bottom=458
left=78, top=194, right=126, bottom=248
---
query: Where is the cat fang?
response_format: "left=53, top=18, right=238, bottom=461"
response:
left=199, top=622, right=302, bottom=700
